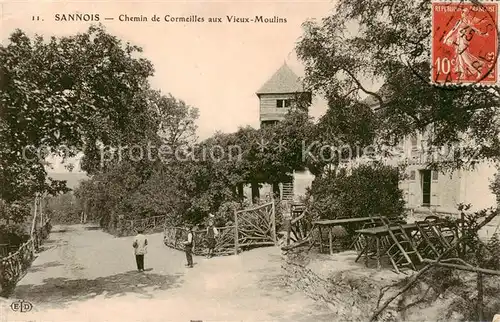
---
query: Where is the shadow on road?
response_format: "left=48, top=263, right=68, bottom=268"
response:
left=29, top=261, right=64, bottom=273
left=51, top=229, right=69, bottom=233
left=84, top=226, right=101, bottom=231
left=13, top=271, right=182, bottom=308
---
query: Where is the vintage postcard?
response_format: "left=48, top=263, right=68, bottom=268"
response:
left=1, top=0, right=500, bottom=322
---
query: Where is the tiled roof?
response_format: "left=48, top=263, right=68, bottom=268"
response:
left=256, top=63, right=305, bottom=95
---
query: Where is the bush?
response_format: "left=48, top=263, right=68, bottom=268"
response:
left=307, top=163, right=405, bottom=220
left=214, top=201, right=241, bottom=226
left=483, top=233, right=500, bottom=270
left=0, top=223, right=30, bottom=247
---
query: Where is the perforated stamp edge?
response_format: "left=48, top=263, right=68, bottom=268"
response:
left=429, top=0, right=500, bottom=87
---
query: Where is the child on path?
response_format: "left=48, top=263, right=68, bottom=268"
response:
left=183, top=224, right=194, bottom=268
left=206, top=217, right=219, bottom=258
left=133, top=229, right=148, bottom=272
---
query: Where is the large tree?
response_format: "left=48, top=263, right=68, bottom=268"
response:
left=305, top=97, right=379, bottom=175
left=0, top=24, right=158, bottom=207
left=296, top=0, right=500, bottom=170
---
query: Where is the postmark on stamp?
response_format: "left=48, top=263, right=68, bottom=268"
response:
left=431, top=0, right=499, bottom=86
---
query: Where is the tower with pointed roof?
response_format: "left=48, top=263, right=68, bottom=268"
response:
left=256, top=63, right=311, bottom=128
left=250, top=63, right=313, bottom=202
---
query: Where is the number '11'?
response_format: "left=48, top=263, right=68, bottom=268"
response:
left=32, top=16, right=41, bottom=21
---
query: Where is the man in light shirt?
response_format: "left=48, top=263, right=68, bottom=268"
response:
left=133, top=229, right=148, bottom=272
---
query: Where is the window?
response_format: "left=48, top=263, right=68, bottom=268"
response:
left=276, top=99, right=292, bottom=108
left=410, top=134, right=418, bottom=150
left=432, top=171, right=438, bottom=181
left=409, top=170, right=416, bottom=180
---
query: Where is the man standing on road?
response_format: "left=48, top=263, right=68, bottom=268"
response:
left=183, top=224, right=194, bottom=268
left=133, top=229, right=148, bottom=272
left=206, top=217, right=219, bottom=258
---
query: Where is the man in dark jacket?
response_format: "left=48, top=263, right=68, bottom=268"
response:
left=206, top=218, right=218, bottom=258
left=183, top=224, right=194, bottom=268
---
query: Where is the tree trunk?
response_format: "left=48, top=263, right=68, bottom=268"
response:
left=272, top=182, right=280, bottom=200
left=251, top=181, right=260, bottom=203
left=237, top=183, right=244, bottom=201
left=477, top=272, right=484, bottom=322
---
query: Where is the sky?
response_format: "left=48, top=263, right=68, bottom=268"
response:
left=1, top=0, right=337, bottom=173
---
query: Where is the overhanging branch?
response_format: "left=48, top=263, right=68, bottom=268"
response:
left=341, top=67, right=384, bottom=107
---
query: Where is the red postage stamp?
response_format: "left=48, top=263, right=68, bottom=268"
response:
left=431, top=1, right=498, bottom=85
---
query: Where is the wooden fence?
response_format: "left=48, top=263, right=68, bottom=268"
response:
left=0, top=219, right=52, bottom=296
left=163, top=201, right=277, bottom=256
left=0, top=244, right=19, bottom=258
left=163, top=225, right=236, bottom=256
left=118, top=215, right=167, bottom=236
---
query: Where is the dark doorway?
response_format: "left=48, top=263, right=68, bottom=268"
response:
left=420, top=170, right=431, bottom=206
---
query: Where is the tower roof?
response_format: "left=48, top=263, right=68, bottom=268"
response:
left=256, top=63, right=305, bottom=95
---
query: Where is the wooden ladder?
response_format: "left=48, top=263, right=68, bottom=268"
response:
left=380, top=217, right=422, bottom=274
left=414, top=221, right=442, bottom=259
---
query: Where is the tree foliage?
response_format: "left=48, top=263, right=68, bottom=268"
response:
left=45, top=193, right=81, bottom=225
left=73, top=108, right=316, bottom=228
left=305, top=98, right=378, bottom=175
left=306, top=163, right=405, bottom=220
left=0, top=24, right=158, bottom=207
left=296, top=0, right=500, bottom=169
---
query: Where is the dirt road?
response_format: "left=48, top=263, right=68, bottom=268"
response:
left=1, top=224, right=334, bottom=321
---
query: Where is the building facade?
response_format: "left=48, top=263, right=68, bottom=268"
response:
left=396, top=134, right=497, bottom=214
left=362, top=95, right=498, bottom=214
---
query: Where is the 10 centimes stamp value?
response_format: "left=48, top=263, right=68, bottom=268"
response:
left=431, top=0, right=499, bottom=86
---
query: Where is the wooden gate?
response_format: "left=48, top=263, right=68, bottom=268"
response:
left=234, top=201, right=276, bottom=254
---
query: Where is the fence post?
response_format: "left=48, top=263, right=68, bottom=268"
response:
left=31, top=196, right=38, bottom=237
left=460, top=211, right=466, bottom=257
left=39, top=197, right=43, bottom=227
left=234, top=210, right=239, bottom=255
left=271, top=200, right=277, bottom=244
